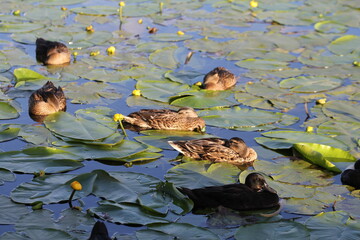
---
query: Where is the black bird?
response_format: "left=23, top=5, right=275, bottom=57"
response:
left=178, top=173, right=279, bottom=211
left=89, top=221, right=115, bottom=240
left=341, top=159, right=360, bottom=189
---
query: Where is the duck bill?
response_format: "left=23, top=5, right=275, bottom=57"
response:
left=263, top=183, right=277, bottom=194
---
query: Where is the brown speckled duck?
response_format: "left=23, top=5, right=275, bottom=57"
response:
left=36, top=38, right=71, bottom=65
left=29, top=81, right=66, bottom=118
left=122, top=107, right=206, bottom=132
left=178, top=173, right=279, bottom=211
left=168, top=137, right=257, bottom=165
left=202, top=67, right=236, bottom=90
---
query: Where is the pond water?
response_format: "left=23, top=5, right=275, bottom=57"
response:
left=0, top=0, right=359, bottom=239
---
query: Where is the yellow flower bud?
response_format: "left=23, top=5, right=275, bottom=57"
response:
left=113, top=113, right=124, bottom=122
left=86, top=25, right=94, bottom=32
left=316, top=98, right=327, bottom=105
left=353, top=61, right=360, bottom=67
left=70, top=181, right=82, bottom=191
left=106, top=46, right=116, bottom=55
left=61, top=6, right=67, bottom=11
left=90, top=51, right=100, bottom=56
left=194, top=81, right=202, bottom=86
left=73, top=52, right=78, bottom=57
left=13, top=10, right=21, bottom=16
left=250, top=0, right=258, bottom=8
left=177, top=30, right=185, bottom=35
left=132, top=89, right=141, bottom=96
left=119, top=1, right=125, bottom=7
left=138, top=19, right=143, bottom=24
left=306, top=126, right=314, bottom=133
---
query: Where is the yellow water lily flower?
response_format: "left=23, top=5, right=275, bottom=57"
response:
left=90, top=51, right=100, bottom=56
left=119, top=1, right=125, bottom=7
left=250, top=0, right=258, bottom=8
left=132, top=89, right=141, bottom=96
left=70, top=181, right=82, bottom=191
left=113, top=113, right=124, bottom=122
left=86, top=25, right=94, bottom=32
left=177, top=30, right=185, bottom=35
left=61, top=6, right=67, bottom=11
left=13, top=10, right=21, bottom=16
left=306, top=126, right=314, bottom=133
left=107, top=46, right=116, bottom=55
left=138, top=19, right=143, bottom=24
left=316, top=98, right=327, bottom=105
left=194, top=81, right=202, bottom=86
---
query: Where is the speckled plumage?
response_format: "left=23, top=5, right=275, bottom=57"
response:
left=179, top=173, right=279, bottom=211
left=123, top=107, right=205, bottom=132
left=168, top=137, right=257, bottom=165
left=28, top=81, right=66, bottom=117
left=36, top=38, right=71, bottom=65
left=202, top=67, right=236, bottom=90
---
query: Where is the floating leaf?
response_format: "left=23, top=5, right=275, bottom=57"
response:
left=44, top=112, right=116, bottom=141
left=314, top=20, right=348, bottom=33
left=165, top=161, right=240, bottom=188
left=149, top=46, right=179, bottom=69
left=328, top=35, right=360, bottom=55
left=293, top=143, right=356, bottom=172
left=137, top=223, right=220, bottom=240
left=0, top=147, right=83, bottom=174
left=0, top=195, right=30, bottom=225
left=279, top=76, right=342, bottom=93
left=235, top=221, right=309, bottom=240
left=0, top=23, right=44, bottom=33
left=322, top=100, right=360, bottom=122
left=151, top=33, right=192, bottom=42
left=0, top=125, right=20, bottom=142
left=0, top=102, right=19, bottom=120
left=236, top=59, right=288, bottom=70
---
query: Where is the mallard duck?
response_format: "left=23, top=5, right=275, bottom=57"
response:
left=178, top=173, right=279, bottom=211
left=122, top=107, right=206, bottom=132
left=36, top=38, right=71, bottom=65
left=341, top=159, right=360, bottom=189
left=168, top=137, right=257, bottom=165
left=89, top=221, right=115, bottom=240
left=28, top=81, right=66, bottom=118
left=202, top=67, right=236, bottom=90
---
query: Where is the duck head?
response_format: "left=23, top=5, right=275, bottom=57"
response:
left=245, top=173, right=277, bottom=194
left=226, top=137, right=249, bottom=156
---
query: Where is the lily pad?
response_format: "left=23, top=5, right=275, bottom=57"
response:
left=279, top=76, right=342, bottom=93
left=236, top=59, right=288, bottom=70
left=0, top=125, right=20, bottom=142
left=165, top=161, right=240, bottom=188
left=149, top=46, right=179, bottom=69
left=293, top=143, right=356, bottom=173
left=0, top=195, right=30, bottom=225
left=322, top=100, right=360, bottom=122
left=314, top=20, right=348, bottom=33
left=328, top=35, right=360, bottom=55
left=151, top=33, right=193, bottom=42
left=44, top=112, right=116, bottom=141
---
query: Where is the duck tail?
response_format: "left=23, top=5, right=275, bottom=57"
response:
left=168, top=141, right=186, bottom=155
left=88, top=221, right=112, bottom=240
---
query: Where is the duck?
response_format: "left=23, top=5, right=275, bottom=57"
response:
left=122, top=107, right=206, bottom=132
left=178, top=173, right=279, bottom=211
left=341, top=159, right=360, bottom=189
left=28, top=81, right=66, bottom=118
left=202, top=67, right=236, bottom=90
left=35, top=38, right=71, bottom=65
left=168, top=137, right=257, bottom=165
left=89, top=221, right=115, bottom=240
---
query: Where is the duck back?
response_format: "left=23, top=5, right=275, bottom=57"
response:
left=36, top=38, right=70, bottom=65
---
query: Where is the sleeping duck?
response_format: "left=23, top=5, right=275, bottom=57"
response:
left=202, top=67, right=236, bottom=90
left=36, top=38, right=71, bottom=65
left=29, top=81, right=66, bottom=119
left=168, top=137, right=257, bottom=165
left=341, top=159, right=360, bottom=189
left=89, top=221, right=115, bottom=240
left=178, top=173, right=279, bottom=211
left=122, top=107, right=205, bottom=132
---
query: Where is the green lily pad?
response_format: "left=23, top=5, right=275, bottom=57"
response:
left=235, top=221, right=309, bottom=240
left=0, top=102, right=19, bottom=120
left=0, top=147, right=83, bottom=174
left=44, top=112, right=116, bottom=141
left=0, top=125, right=20, bottom=142
left=305, top=211, right=360, bottom=239
left=0, top=195, right=30, bottom=225
left=136, top=80, right=190, bottom=103
left=137, top=223, right=220, bottom=240
left=198, top=106, right=298, bottom=131
left=165, top=161, right=240, bottom=188
left=255, top=131, right=348, bottom=150
left=170, top=90, right=238, bottom=109
left=328, top=35, right=360, bottom=55
left=279, top=76, right=342, bottom=93
left=0, top=168, right=15, bottom=185
left=314, top=20, right=348, bottom=33
left=0, top=22, right=44, bottom=33
left=149, top=46, right=179, bottom=69
left=322, top=100, right=360, bottom=122
left=70, top=6, right=118, bottom=16
left=293, top=143, right=356, bottom=173
left=151, top=33, right=193, bottom=42
left=236, top=59, right=288, bottom=70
